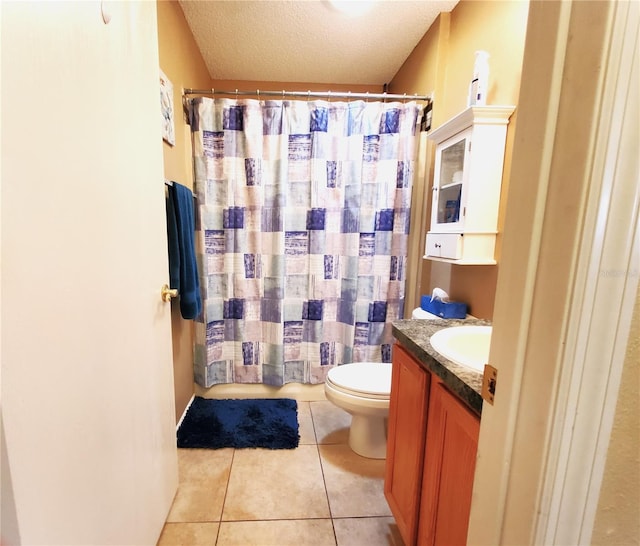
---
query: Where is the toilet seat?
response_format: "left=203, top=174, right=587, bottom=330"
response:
left=326, top=363, right=391, bottom=400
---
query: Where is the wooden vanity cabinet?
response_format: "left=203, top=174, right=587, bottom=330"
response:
left=385, top=343, right=481, bottom=546
left=384, top=344, right=431, bottom=545
left=417, top=377, right=481, bottom=546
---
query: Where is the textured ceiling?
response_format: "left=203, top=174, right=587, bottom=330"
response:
left=178, top=0, right=459, bottom=86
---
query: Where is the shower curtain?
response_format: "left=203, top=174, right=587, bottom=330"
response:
left=189, top=97, right=421, bottom=387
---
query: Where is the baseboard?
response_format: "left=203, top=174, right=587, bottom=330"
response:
left=194, top=383, right=327, bottom=402
left=176, top=394, right=195, bottom=431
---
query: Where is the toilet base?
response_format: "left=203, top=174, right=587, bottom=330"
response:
left=348, top=414, right=388, bottom=459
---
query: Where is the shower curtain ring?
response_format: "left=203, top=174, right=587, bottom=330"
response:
left=307, top=90, right=310, bottom=101
left=235, top=88, right=238, bottom=98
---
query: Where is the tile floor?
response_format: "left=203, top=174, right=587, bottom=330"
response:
left=157, top=400, right=404, bottom=546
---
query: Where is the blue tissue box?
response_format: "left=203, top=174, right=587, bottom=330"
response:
left=420, top=295, right=467, bottom=319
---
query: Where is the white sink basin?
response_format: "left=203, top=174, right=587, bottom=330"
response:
left=429, top=325, right=492, bottom=372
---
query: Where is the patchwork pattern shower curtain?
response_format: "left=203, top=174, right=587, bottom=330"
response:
left=189, top=97, right=421, bottom=387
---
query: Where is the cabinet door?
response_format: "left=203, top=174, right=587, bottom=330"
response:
left=425, top=233, right=463, bottom=260
left=385, top=344, right=431, bottom=546
left=417, top=379, right=480, bottom=546
left=430, top=128, right=471, bottom=233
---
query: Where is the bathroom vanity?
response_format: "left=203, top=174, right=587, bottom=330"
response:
left=385, top=319, right=488, bottom=546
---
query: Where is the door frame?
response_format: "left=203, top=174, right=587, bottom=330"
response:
left=467, top=1, right=639, bottom=544
left=534, top=1, right=639, bottom=543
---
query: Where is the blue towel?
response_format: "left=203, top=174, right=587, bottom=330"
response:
left=167, top=182, right=201, bottom=320
left=166, top=193, right=180, bottom=290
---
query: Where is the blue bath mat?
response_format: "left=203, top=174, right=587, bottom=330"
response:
left=177, top=397, right=299, bottom=450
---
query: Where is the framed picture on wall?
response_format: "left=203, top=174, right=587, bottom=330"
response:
left=160, top=69, right=175, bottom=146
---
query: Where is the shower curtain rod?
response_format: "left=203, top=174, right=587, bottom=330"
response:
left=183, top=88, right=432, bottom=102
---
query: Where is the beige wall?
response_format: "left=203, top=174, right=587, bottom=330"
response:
left=390, top=0, right=529, bottom=319
left=157, top=1, right=529, bottom=422
left=157, top=0, right=212, bottom=423
left=157, top=1, right=211, bottom=187
left=592, top=292, right=640, bottom=544
left=157, top=1, right=383, bottom=421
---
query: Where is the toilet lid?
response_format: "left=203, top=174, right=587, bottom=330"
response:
left=326, top=362, right=392, bottom=398
left=412, top=307, right=443, bottom=320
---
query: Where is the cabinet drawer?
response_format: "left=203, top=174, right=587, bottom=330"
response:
left=425, top=233, right=462, bottom=259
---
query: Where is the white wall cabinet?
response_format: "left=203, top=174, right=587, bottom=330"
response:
left=425, top=106, right=515, bottom=264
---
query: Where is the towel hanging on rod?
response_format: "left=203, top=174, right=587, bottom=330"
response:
left=164, top=179, right=196, bottom=198
left=165, top=180, right=201, bottom=320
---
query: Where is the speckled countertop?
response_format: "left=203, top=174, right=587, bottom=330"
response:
left=391, top=319, right=491, bottom=416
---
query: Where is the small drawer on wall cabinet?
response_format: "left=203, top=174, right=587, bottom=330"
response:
left=425, top=233, right=462, bottom=259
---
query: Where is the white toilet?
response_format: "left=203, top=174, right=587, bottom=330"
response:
left=324, top=362, right=392, bottom=459
left=411, top=307, right=443, bottom=320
